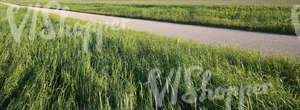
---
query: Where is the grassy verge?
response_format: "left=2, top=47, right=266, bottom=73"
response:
left=0, top=4, right=299, bottom=110
left=8, top=1, right=298, bottom=35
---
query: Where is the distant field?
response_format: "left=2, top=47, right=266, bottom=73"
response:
left=8, top=1, right=298, bottom=35
left=0, top=3, right=299, bottom=110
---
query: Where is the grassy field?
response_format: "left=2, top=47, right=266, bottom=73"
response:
left=7, top=1, right=299, bottom=35
left=0, top=4, right=299, bottom=110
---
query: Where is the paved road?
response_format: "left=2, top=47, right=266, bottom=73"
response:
left=2, top=2, right=300, bottom=56
left=87, top=1, right=300, bottom=5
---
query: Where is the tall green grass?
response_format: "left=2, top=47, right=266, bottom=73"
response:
left=0, top=4, right=299, bottom=110
left=9, top=2, right=299, bottom=35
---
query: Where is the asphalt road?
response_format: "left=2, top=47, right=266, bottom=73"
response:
left=1, top=2, right=300, bottom=56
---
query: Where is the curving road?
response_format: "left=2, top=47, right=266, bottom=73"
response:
left=1, top=2, right=300, bottom=56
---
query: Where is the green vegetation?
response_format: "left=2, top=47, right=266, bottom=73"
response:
left=10, top=2, right=298, bottom=35
left=0, top=4, right=299, bottom=110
